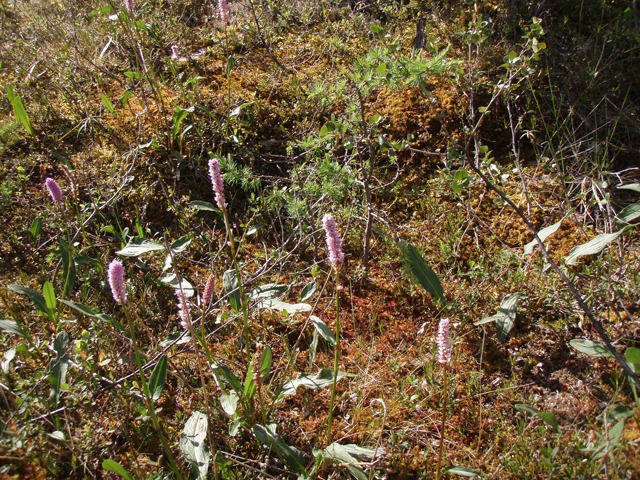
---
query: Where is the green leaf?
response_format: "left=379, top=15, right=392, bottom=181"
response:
left=299, top=281, right=317, bottom=302
left=310, top=316, right=336, bottom=346
left=58, top=299, right=126, bottom=333
left=29, top=217, right=42, bottom=240
left=443, top=466, right=483, bottom=477
left=259, top=345, right=273, bottom=381
left=323, top=442, right=367, bottom=480
left=102, top=459, right=134, bottom=480
left=570, top=339, right=615, bottom=358
left=7, top=84, right=34, bottom=135
left=398, top=241, right=445, bottom=304
left=451, top=168, right=470, bottom=194
left=8, top=284, right=49, bottom=318
left=281, top=369, right=351, bottom=397
left=148, top=355, right=168, bottom=402
left=179, top=411, right=210, bottom=480
left=625, top=347, right=640, bottom=373
left=244, top=364, right=256, bottom=401
left=0, top=319, right=27, bottom=338
left=160, top=273, right=195, bottom=297
left=514, top=404, right=560, bottom=433
left=171, top=236, right=192, bottom=253
left=226, top=55, right=235, bottom=76
left=101, top=93, right=115, bottom=113
left=223, top=270, right=241, bottom=313
left=190, top=200, right=218, bottom=212
left=49, top=331, right=70, bottom=406
left=252, top=424, right=306, bottom=474
left=213, top=364, right=244, bottom=394
left=43, top=281, right=57, bottom=316
left=617, top=183, right=640, bottom=193
left=617, top=202, right=640, bottom=224
left=220, top=391, right=238, bottom=416
left=475, top=292, right=525, bottom=341
left=523, top=218, right=564, bottom=255
left=116, top=238, right=165, bottom=256
left=59, top=237, right=76, bottom=297
left=249, top=283, right=289, bottom=300
left=257, top=298, right=312, bottom=314
left=536, top=412, right=560, bottom=433
left=565, top=230, right=627, bottom=265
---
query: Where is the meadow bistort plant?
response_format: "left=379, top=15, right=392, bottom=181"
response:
left=44, top=177, right=63, bottom=202
left=436, top=317, right=452, bottom=364
left=208, top=158, right=227, bottom=210
left=107, top=260, right=127, bottom=305
left=322, top=214, right=344, bottom=266
left=124, top=0, right=134, bottom=12
left=218, top=0, right=229, bottom=24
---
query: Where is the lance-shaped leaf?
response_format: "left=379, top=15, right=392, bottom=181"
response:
left=565, top=229, right=627, bottom=265
left=7, top=84, right=34, bottom=135
left=58, top=299, right=125, bottom=333
left=160, top=273, right=195, bottom=297
left=102, top=459, right=134, bottom=480
left=398, top=241, right=444, bottom=304
left=322, top=443, right=367, bottom=480
left=475, top=293, right=526, bottom=341
left=311, top=316, right=336, bottom=346
left=148, top=355, right=168, bottom=401
left=523, top=218, right=564, bottom=255
left=249, top=283, right=289, bottom=300
left=570, top=339, right=615, bottom=358
left=299, top=281, right=317, bottom=301
left=0, top=318, right=28, bottom=338
left=617, top=202, right=640, bottom=224
left=514, top=404, right=560, bottom=433
left=116, top=238, right=165, bottom=257
left=625, top=347, right=640, bottom=373
left=281, top=369, right=351, bottom=397
left=8, top=284, right=51, bottom=320
left=49, top=331, right=70, bottom=406
left=179, top=411, right=210, bottom=480
left=223, top=270, right=241, bottom=313
left=259, top=345, right=273, bottom=381
left=252, top=424, right=306, bottom=474
left=443, top=466, right=482, bottom=478
left=257, top=298, right=311, bottom=314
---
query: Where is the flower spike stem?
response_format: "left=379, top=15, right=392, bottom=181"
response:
left=436, top=364, right=448, bottom=479
left=122, top=305, right=183, bottom=480
left=326, top=267, right=341, bottom=444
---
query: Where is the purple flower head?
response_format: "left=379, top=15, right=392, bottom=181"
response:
left=176, top=290, right=190, bottom=328
left=44, top=177, right=63, bottom=202
left=107, top=260, right=127, bottom=305
left=219, top=0, right=229, bottom=24
left=170, top=45, right=179, bottom=60
left=124, top=0, right=135, bottom=12
left=436, top=317, right=452, bottom=364
left=208, top=158, right=227, bottom=210
left=202, top=274, right=215, bottom=307
left=322, top=214, right=344, bottom=266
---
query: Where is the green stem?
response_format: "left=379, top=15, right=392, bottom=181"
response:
left=326, top=267, right=341, bottom=444
left=124, top=306, right=183, bottom=480
left=436, top=365, right=449, bottom=480
left=221, top=207, right=250, bottom=362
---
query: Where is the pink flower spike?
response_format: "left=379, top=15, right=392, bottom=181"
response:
left=107, top=260, right=127, bottom=305
left=436, top=318, right=452, bottom=364
left=44, top=178, right=63, bottom=202
left=124, top=0, right=134, bottom=12
left=202, top=274, right=215, bottom=307
left=322, top=214, right=344, bottom=266
left=219, top=0, right=229, bottom=24
left=208, top=158, right=227, bottom=210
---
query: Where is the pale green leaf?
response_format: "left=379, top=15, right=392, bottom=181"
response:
left=281, top=369, right=350, bottom=397
left=180, top=411, right=210, bottom=480
left=570, top=339, right=615, bottom=358
left=565, top=230, right=626, bottom=265
left=323, top=442, right=367, bottom=480
left=475, top=292, right=525, bottom=341
left=398, top=241, right=444, bottom=304
left=524, top=218, right=564, bottom=255
left=116, top=238, right=165, bottom=256
left=617, top=202, right=640, bottom=223
left=148, top=355, right=167, bottom=402
left=252, top=424, right=306, bottom=474
left=257, top=298, right=311, bottom=314
left=310, top=316, right=336, bottom=346
left=444, top=466, right=482, bottom=477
